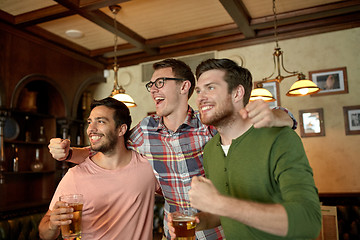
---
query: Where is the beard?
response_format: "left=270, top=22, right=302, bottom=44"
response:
left=200, top=96, right=235, bottom=127
left=90, top=130, right=118, bottom=154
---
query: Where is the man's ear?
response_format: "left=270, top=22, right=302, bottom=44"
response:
left=118, top=124, right=128, bottom=137
left=233, top=85, right=245, bottom=103
left=180, top=80, right=191, bottom=95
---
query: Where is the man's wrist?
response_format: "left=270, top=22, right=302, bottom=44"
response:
left=274, top=106, right=297, bottom=130
left=65, top=147, right=73, bottom=161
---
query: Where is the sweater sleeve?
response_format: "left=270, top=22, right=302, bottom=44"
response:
left=272, top=128, right=321, bottom=238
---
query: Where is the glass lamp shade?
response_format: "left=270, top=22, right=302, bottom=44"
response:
left=110, top=88, right=137, bottom=107
left=286, top=79, right=320, bottom=96
left=250, top=88, right=276, bottom=102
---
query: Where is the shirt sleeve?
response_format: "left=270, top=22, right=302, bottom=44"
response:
left=274, top=106, right=298, bottom=130
left=127, top=122, right=145, bottom=152
left=272, top=129, right=321, bottom=238
left=49, top=168, right=77, bottom=210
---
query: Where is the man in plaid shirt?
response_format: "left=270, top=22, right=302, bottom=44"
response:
left=48, top=59, right=295, bottom=240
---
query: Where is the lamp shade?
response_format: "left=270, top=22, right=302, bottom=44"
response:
left=250, top=88, right=276, bottom=102
left=110, top=88, right=137, bottom=107
left=286, top=79, right=320, bottom=96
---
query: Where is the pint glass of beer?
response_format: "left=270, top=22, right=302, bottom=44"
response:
left=59, top=194, right=83, bottom=240
left=172, top=208, right=197, bottom=240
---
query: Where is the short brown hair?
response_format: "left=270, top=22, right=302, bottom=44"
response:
left=153, top=59, right=195, bottom=99
left=196, top=58, right=253, bottom=105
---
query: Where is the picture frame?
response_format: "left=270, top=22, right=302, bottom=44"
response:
left=309, top=67, right=348, bottom=96
left=343, top=105, right=360, bottom=135
left=253, top=81, right=281, bottom=108
left=299, top=108, right=325, bottom=138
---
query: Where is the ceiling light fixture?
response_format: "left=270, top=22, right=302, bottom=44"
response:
left=108, top=5, right=136, bottom=107
left=250, top=0, right=320, bottom=102
left=65, top=29, right=84, bottom=39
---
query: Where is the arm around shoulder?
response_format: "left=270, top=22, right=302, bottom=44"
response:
left=66, top=147, right=91, bottom=164
left=271, top=107, right=296, bottom=128
left=241, top=100, right=296, bottom=129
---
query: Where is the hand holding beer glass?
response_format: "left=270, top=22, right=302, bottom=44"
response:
left=171, top=207, right=197, bottom=240
left=59, top=194, right=83, bottom=240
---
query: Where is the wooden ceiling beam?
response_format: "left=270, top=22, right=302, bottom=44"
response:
left=88, top=9, right=158, bottom=55
left=0, top=10, right=14, bottom=24
left=26, top=25, right=92, bottom=56
left=89, top=23, right=241, bottom=57
left=251, top=1, right=360, bottom=29
left=113, top=15, right=360, bottom=68
left=14, top=5, right=74, bottom=27
left=147, top=23, right=240, bottom=48
left=79, top=0, right=131, bottom=10
left=9, top=1, right=131, bottom=26
left=219, top=0, right=255, bottom=38
left=54, top=0, right=158, bottom=55
left=90, top=43, right=139, bottom=57
left=0, top=21, right=105, bottom=68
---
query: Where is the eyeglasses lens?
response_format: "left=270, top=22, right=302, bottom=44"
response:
left=146, top=78, right=165, bottom=92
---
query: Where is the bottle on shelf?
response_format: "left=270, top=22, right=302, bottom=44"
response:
left=12, top=144, right=19, bottom=172
left=76, top=124, right=84, bottom=146
left=38, top=125, right=46, bottom=143
left=30, top=148, right=43, bottom=172
left=25, top=115, right=31, bottom=142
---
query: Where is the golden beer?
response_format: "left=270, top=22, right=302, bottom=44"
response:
left=60, top=203, right=83, bottom=238
left=59, top=194, right=83, bottom=239
left=173, top=215, right=196, bottom=240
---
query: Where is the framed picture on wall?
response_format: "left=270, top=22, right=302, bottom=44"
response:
left=299, top=108, right=325, bottom=138
left=343, top=105, right=360, bottom=135
left=309, top=67, right=348, bottom=96
left=253, top=81, right=281, bottom=108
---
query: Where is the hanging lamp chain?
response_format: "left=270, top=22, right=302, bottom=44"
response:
left=261, top=0, right=300, bottom=83
left=273, top=0, right=279, bottom=49
left=110, top=5, right=121, bottom=90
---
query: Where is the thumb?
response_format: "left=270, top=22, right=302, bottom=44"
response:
left=191, top=176, right=199, bottom=184
left=61, top=139, right=71, bottom=149
left=239, top=108, right=248, bottom=119
left=198, top=176, right=212, bottom=184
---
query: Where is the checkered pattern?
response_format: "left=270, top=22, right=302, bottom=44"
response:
left=128, top=106, right=224, bottom=240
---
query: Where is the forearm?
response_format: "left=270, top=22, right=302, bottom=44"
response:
left=213, top=195, right=288, bottom=236
left=196, top=212, right=221, bottom=231
left=66, top=147, right=90, bottom=164
left=39, top=214, right=60, bottom=240
left=272, top=108, right=294, bottom=128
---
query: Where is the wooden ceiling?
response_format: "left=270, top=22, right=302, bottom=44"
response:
left=1, top=0, right=360, bottom=68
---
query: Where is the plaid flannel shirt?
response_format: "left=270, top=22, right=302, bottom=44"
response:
left=128, top=106, right=225, bottom=240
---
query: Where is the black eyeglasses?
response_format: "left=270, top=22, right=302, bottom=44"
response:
left=145, top=77, right=186, bottom=92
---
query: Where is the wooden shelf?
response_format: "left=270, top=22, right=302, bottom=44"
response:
left=4, top=140, right=48, bottom=145
left=3, top=170, right=55, bottom=175
left=0, top=107, right=57, bottom=212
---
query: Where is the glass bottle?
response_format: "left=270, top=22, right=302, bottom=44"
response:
left=76, top=124, right=83, bottom=146
left=38, top=125, right=46, bottom=143
left=12, top=144, right=19, bottom=172
left=31, top=148, right=43, bottom=172
left=25, top=115, right=31, bottom=142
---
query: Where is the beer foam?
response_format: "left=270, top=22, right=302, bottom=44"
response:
left=173, top=216, right=195, bottom=221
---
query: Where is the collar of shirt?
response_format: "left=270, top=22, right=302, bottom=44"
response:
left=155, top=106, right=206, bottom=132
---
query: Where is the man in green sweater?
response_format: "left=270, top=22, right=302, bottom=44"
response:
left=169, top=58, right=321, bottom=239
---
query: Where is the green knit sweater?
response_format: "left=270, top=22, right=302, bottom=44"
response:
left=203, top=126, right=321, bottom=239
